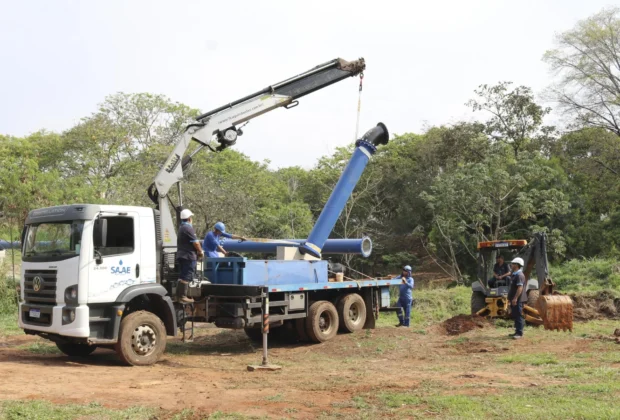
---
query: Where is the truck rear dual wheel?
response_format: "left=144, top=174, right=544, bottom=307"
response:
left=56, top=342, right=97, bottom=357
left=115, top=311, right=167, bottom=366
left=337, top=293, right=366, bottom=333
left=306, top=301, right=339, bottom=343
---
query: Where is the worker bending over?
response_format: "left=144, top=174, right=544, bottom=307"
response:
left=176, top=209, right=204, bottom=303
left=395, top=265, right=415, bottom=328
left=508, top=257, right=527, bottom=339
left=202, top=222, right=247, bottom=258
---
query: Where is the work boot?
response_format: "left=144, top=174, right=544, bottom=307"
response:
left=176, top=280, right=194, bottom=304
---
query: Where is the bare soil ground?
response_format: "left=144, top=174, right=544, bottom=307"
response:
left=1, top=317, right=618, bottom=419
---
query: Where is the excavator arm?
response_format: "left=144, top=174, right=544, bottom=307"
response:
left=148, top=57, right=365, bottom=249
left=521, top=233, right=574, bottom=331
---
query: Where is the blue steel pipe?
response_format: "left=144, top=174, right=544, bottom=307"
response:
left=0, top=240, right=20, bottom=250
left=221, top=237, right=373, bottom=257
left=299, top=123, right=389, bottom=258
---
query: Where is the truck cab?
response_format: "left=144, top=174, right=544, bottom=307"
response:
left=19, top=204, right=177, bottom=365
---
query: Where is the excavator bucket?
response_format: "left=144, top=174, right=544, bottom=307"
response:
left=538, top=295, right=573, bottom=332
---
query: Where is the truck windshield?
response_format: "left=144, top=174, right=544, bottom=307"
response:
left=22, top=221, right=85, bottom=262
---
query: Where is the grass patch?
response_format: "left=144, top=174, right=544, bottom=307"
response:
left=550, top=258, right=620, bottom=291
left=19, top=341, right=61, bottom=355
left=378, top=392, right=421, bottom=408
left=379, top=286, right=471, bottom=327
left=356, top=383, right=620, bottom=419
left=0, top=312, right=20, bottom=337
left=498, top=352, right=558, bottom=366
left=0, top=400, right=156, bottom=420
left=207, top=412, right=259, bottom=419
left=264, top=393, right=283, bottom=402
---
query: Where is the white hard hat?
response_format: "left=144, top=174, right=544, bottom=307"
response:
left=180, top=209, right=194, bottom=220
left=511, top=257, right=524, bottom=267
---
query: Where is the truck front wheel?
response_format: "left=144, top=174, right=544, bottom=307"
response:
left=56, top=342, right=97, bottom=357
left=115, top=310, right=167, bottom=366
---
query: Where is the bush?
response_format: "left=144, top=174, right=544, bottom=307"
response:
left=0, top=275, right=18, bottom=315
left=550, top=258, right=620, bottom=292
left=0, top=257, right=19, bottom=316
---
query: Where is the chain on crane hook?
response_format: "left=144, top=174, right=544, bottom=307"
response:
left=354, top=73, right=364, bottom=141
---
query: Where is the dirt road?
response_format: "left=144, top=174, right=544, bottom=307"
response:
left=3, top=319, right=616, bottom=419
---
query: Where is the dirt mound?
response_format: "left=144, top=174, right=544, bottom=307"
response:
left=570, top=291, right=620, bottom=320
left=442, top=315, right=492, bottom=336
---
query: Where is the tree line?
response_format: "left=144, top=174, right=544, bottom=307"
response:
left=1, top=7, right=619, bottom=282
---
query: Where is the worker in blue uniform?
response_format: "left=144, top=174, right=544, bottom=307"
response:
left=202, top=222, right=247, bottom=258
left=176, top=209, right=204, bottom=303
left=395, top=265, right=415, bottom=327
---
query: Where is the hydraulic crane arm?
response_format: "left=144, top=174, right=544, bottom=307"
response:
left=148, top=57, right=365, bottom=248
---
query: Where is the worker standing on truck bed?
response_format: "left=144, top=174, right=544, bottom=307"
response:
left=177, top=209, right=204, bottom=303
left=508, top=257, right=527, bottom=339
left=395, top=265, right=415, bottom=328
left=202, top=222, right=247, bottom=258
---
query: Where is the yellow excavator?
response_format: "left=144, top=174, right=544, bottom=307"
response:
left=470, top=232, right=573, bottom=331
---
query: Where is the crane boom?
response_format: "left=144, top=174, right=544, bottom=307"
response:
left=149, top=57, right=365, bottom=250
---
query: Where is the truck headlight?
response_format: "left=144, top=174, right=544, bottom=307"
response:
left=62, top=308, right=76, bottom=325
left=64, top=285, right=78, bottom=305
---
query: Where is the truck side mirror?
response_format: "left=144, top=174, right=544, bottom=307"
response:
left=93, top=218, right=108, bottom=249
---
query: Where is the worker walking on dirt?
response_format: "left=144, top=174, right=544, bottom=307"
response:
left=176, top=209, right=204, bottom=303
left=395, top=265, right=414, bottom=327
left=508, top=257, right=527, bottom=339
left=489, top=254, right=511, bottom=288
left=203, top=222, right=247, bottom=258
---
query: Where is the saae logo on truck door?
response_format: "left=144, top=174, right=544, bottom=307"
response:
left=111, top=260, right=131, bottom=275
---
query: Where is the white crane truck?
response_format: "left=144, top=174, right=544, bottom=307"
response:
left=18, top=57, right=398, bottom=366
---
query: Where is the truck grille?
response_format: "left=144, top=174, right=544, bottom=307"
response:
left=24, top=269, right=58, bottom=305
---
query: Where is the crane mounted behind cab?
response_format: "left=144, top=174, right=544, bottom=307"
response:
left=471, top=233, right=573, bottom=331
left=147, top=57, right=365, bottom=253
left=17, top=58, right=402, bottom=367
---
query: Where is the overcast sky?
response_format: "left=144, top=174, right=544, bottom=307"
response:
left=0, top=0, right=614, bottom=169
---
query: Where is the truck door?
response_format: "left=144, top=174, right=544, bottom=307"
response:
left=88, top=213, right=141, bottom=303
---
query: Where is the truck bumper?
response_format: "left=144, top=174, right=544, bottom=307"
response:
left=18, top=303, right=90, bottom=338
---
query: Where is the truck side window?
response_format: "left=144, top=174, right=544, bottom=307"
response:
left=99, top=217, right=135, bottom=257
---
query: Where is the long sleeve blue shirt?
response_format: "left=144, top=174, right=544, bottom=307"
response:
left=395, top=274, right=414, bottom=300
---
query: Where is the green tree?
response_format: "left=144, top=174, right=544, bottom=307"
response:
left=62, top=93, right=199, bottom=202
left=421, top=144, right=569, bottom=282
left=547, top=127, right=620, bottom=257
left=543, top=7, right=620, bottom=135
left=466, top=82, right=552, bottom=157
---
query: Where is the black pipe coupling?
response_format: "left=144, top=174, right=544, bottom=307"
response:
left=360, top=122, right=389, bottom=146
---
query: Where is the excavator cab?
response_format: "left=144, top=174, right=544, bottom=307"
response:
left=472, top=240, right=527, bottom=318
left=471, top=233, right=573, bottom=331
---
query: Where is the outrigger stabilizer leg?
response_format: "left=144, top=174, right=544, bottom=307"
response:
left=247, top=287, right=282, bottom=371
